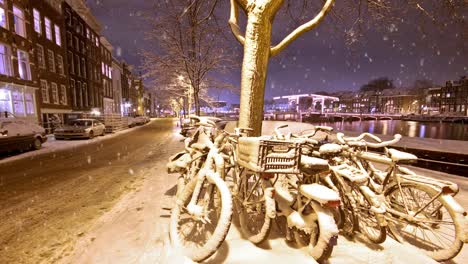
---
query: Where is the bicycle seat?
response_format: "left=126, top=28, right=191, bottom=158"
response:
left=319, top=143, right=342, bottom=155
left=299, top=183, right=340, bottom=204
left=387, top=148, right=417, bottom=163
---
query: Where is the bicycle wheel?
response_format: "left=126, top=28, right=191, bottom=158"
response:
left=176, top=154, right=205, bottom=198
left=235, top=170, right=275, bottom=244
left=385, top=182, right=464, bottom=261
left=350, top=184, right=387, bottom=244
left=334, top=179, right=358, bottom=237
left=170, top=170, right=233, bottom=262
left=292, top=203, right=338, bottom=263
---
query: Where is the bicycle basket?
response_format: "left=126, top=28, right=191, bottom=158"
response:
left=237, top=137, right=301, bottom=174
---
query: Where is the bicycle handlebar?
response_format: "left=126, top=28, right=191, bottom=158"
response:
left=336, top=132, right=401, bottom=148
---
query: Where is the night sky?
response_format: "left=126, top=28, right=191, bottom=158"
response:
left=87, top=0, right=467, bottom=103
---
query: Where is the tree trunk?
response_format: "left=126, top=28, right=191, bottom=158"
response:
left=194, top=91, right=200, bottom=116
left=238, top=13, right=273, bottom=136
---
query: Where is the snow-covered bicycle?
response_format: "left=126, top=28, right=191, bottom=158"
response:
left=169, top=118, right=232, bottom=262
left=336, top=132, right=468, bottom=261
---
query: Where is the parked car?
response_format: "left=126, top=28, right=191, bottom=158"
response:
left=54, top=119, right=105, bottom=140
left=128, top=115, right=150, bottom=127
left=0, top=115, right=47, bottom=153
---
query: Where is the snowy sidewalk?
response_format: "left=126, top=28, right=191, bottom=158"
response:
left=57, top=121, right=442, bottom=264
left=0, top=121, right=152, bottom=165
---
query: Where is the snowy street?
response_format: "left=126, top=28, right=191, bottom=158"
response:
left=0, top=118, right=466, bottom=264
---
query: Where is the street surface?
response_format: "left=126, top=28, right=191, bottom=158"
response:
left=0, top=118, right=466, bottom=263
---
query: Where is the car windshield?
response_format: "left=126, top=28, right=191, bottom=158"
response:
left=69, top=120, right=91, bottom=127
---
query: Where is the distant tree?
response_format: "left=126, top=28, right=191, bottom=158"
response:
left=360, top=77, right=395, bottom=92
left=142, top=0, right=232, bottom=115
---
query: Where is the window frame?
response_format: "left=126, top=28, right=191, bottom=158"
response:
left=45, top=17, right=52, bottom=41
left=56, top=54, right=64, bottom=75
left=60, top=84, right=67, bottom=105
left=0, top=42, right=12, bottom=76
left=54, top=24, right=61, bottom=46
left=17, top=49, right=31, bottom=80
left=36, top=44, right=46, bottom=69
left=0, top=0, right=7, bottom=29
left=13, top=5, right=26, bottom=38
left=47, top=49, right=55, bottom=73
left=33, top=9, right=42, bottom=34
left=40, top=79, right=49, bottom=104
left=51, top=82, right=59, bottom=104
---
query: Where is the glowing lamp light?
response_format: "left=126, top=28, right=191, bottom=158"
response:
left=91, top=109, right=101, bottom=116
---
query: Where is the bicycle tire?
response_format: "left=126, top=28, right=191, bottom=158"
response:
left=236, top=171, right=274, bottom=244
left=385, top=182, right=464, bottom=261
left=170, top=171, right=233, bottom=262
left=351, top=183, right=387, bottom=244
left=293, top=203, right=338, bottom=263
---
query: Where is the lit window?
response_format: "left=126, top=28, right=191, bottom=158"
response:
left=57, top=54, right=64, bottom=75
left=12, top=91, right=24, bottom=115
left=25, top=93, right=35, bottom=115
left=0, top=43, right=12, bottom=76
left=102, top=62, right=105, bottom=74
left=47, top=49, right=55, bottom=72
left=0, top=0, right=7, bottom=29
left=0, top=88, right=12, bottom=113
left=33, top=9, right=41, bottom=34
left=60, top=85, right=67, bottom=105
left=36, top=44, right=46, bottom=69
left=86, top=28, right=90, bottom=39
left=54, top=25, right=61, bottom=46
left=51, top=83, right=59, bottom=104
left=17, top=49, right=31, bottom=80
left=40, top=80, right=49, bottom=103
left=45, top=17, right=52, bottom=40
left=13, top=6, right=26, bottom=37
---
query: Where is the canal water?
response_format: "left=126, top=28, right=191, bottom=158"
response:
left=312, top=120, right=468, bottom=141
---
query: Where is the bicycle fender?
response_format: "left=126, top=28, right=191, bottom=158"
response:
left=264, top=187, right=276, bottom=218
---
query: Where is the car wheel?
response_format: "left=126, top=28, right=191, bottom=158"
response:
left=32, top=137, right=42, bottom=150
left=89, top=131, right=94, bottom=139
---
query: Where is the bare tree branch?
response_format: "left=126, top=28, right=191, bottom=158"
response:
left=270, top=0, right=335, bottom=57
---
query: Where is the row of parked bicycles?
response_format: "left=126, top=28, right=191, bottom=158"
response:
left=167, top=116, right=467, bottom=263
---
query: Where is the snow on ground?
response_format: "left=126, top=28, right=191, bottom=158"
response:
left=56, top=120, right=448, bottom=264
left=0, top=121, right=152, bottom=165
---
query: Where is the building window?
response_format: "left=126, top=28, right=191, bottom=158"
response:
left=74, top=36, right=79, bottom=50
left=47, top=49, right=55, bottom=72
left=33, top=9, right=41, bottom=34
left=60, top=85, right=67, bottom=105
left=54, top=25, right=61, bottom=46
left=13, top=6, right=26, bottom=37
left=51, top=82, right=59, bottom=104
left=25, top=93, right=34, bottom=115
left=66, top=31, right=72, bottom=47
left=0, top=0, right=7, bottom=29
left=12, top=91, right=24, bottom=115
left=102, top=62, right=105, bottom=74
left=81, top=58, right=86, bottom=78
left=75, top=54, right=80, bottom=76
left=17, top=49, right=31, bottom=80
left=36, top=44, right=46, bottom=69
left=95, top=36, right=99, bottom=47
left=68, top=51, right=74, bottom=74
left=70, top=79, right=76, bottom=107
left=0, top=43, right=12, bottom=76
left=45, top=17, right=53, bottom=41
left=65, top=10, right=71, bottom=26
left=86, top=28, right=90, bottom=39
left=77, top=81, right=82, bottom=107
left=57, top=54, right=64, bottom=75
left=0, top=88, right=12, bottom=113
left=83, top=83, right=88, bottom=107
left=41, top=80, right=49, bottom=103
left=81, top=41, right=85, bottom=54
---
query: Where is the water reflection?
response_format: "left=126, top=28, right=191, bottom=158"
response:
left=314, top=120, right=468, bottom=141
